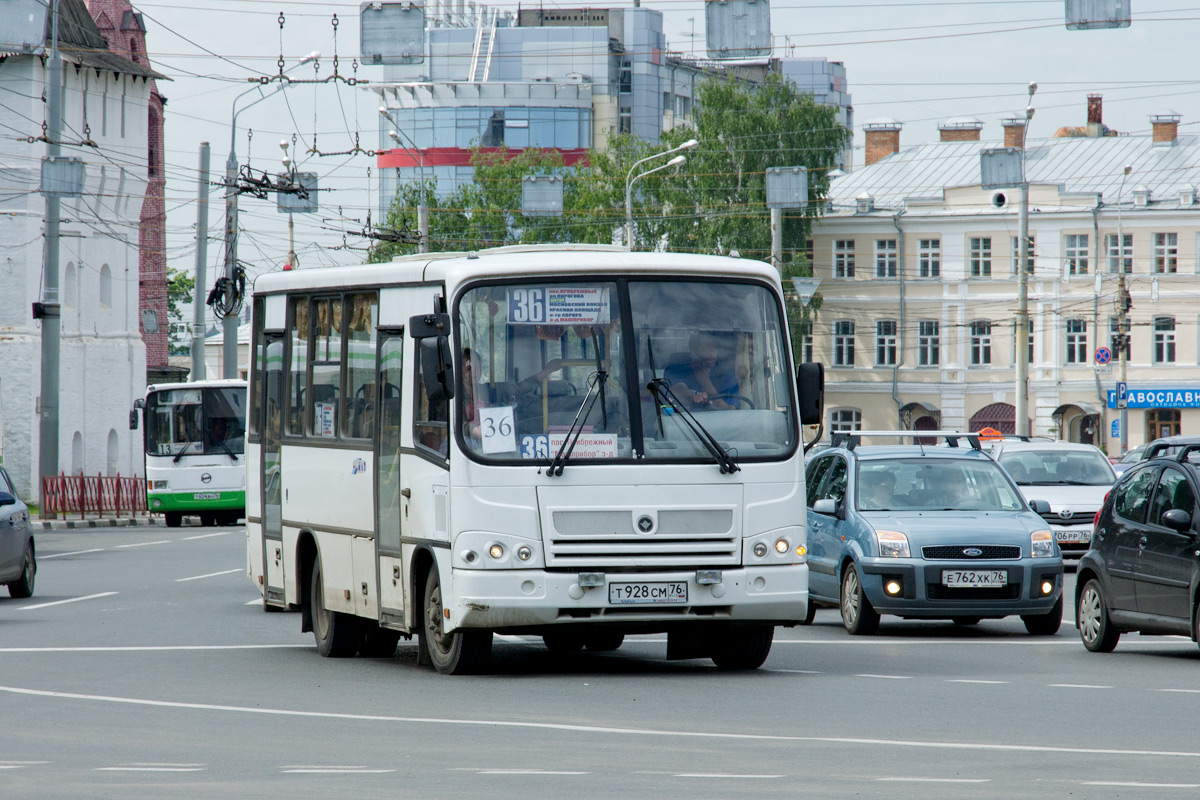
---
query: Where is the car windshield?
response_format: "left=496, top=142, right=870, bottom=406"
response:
left=998, top=449, right=1114, bottom=486
left=857, top=458, right=1026, bottom=512
left=456, top=279, right=795, bottom=464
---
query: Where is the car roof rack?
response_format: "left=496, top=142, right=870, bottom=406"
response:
left=1146, top=436, right=1200, bottom=461
left=830, top=430, right=981, bottom=452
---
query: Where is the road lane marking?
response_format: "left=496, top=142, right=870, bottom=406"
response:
left=856, top=674, right=911, bottom=680
left=175, top=569, right=241, bottom=582
left=1159, top=689, right=1200, bottom=694
left=115, top=540, right=170, bottom=549
left=675, top=773, right=782, bottom=779
left=96, top=767, right=204, bottom=772
left=0, top=645, right=308, bottom=653
left=182, top=532, right=232, bottom=540
left=477, top=770, right=590, bottom=775
left=18, top=592, right=118, bottom=611
left=763, top=669, right=824, bottom=674
left=40, top=548, right=104, bottom=559
left=282, top=767, right=396, bottom=774
left=1049, top=684, right=1112, bottom=689
left=1083, top=782, right=1200, bottom=788
left=246, top=598, right=263, bottom=605
left=946, top=679, right=1009, bottom=685
left=877, top=777, right=990, bottom=783
left=8, top=684, right=1199, bottom=759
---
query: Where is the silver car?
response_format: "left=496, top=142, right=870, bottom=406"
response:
left=0, top=467, right=36, bottom=598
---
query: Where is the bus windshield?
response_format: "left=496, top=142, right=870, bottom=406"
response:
left=146, top=386, right=246, bottom=457
left=456, top=279, right=795, bottom=464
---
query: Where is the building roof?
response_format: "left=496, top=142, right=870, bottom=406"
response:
left=0, top=0, right=167, bottom=79
left=827, top=133, right=1200, bottom=216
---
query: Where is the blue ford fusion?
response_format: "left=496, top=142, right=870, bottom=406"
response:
left=803, top=433, right=1064, bottom=635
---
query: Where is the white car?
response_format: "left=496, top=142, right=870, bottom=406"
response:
left=986, top=441, right=1117, bottom=557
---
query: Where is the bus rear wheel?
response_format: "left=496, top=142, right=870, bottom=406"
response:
left=421, top=569, right=491, bottom=675
left=310, top=559, right=358, bottom=658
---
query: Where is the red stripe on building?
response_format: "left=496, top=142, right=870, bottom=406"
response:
left=377, top=147, right=590, bottom=169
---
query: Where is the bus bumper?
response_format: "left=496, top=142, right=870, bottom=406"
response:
left=447, top=564, right=809, bottom=631
left=148, top=490, right=246, bottom=513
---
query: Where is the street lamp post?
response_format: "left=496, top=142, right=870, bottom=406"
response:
left=1116, top=164, right=1132, bottom=454
left=624, top=139, right=698, bottom=250
left=382, top=117, right=429, bottom=253
left=222, top=52, right=319, bottom=378
left=1014, top=82, right=1037, bottom=437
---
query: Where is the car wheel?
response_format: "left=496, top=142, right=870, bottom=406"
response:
left=542, top=631, right=585, bottom=654
left=422, top=569, right=491, bottom=674
left=164, top=512, right=182, bottom=528
left=952, top=617, right=982, bottom=626
left=1022, top=595, right=1063, bottom=635
left=7, top=542, right=36, bottom=599
left=311, top=559, right=359, bottom=658
left=840, top=564, right=880, bottom=635
left=796, top=599, right=817, bottom=626
left=710, top=624, right=773, bottom=670
left=584, top=632, right=625, bottom=652
left=1077, top=580, right=1119, bottom=652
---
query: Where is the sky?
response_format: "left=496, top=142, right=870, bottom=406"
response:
left=130, top=0, right=1196, bottom=331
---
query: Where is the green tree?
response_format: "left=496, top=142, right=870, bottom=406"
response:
left=166, top=266, right=195, bottom=356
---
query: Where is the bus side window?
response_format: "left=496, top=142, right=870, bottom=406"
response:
left=344, top=293, right=379, bottom=439
left=286, top=297, right=309, bottom=436
left=414, top=340, right=449, bottom=459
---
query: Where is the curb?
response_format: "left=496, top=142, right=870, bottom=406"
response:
left=33, top=517, right=164, bottom=531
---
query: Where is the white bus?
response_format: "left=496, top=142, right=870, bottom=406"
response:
left=245, top=245, right=824, bottom=673
left=141, top=379, right=247, bottom=527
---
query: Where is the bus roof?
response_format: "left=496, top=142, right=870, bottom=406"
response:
left=146, top=378, right=246, bottom=394
left=251, top=244, right=781, bottom=297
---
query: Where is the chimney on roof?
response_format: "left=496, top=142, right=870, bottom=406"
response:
left=1152, top=113, right=1181, bottom=145
left=1003, top=118, right=1027, bottom=149
left=1087, top=94, right=1104, bottom=138
left=939, top=118, right=983, bottom=142
left=863, top=120, right=902, bottom=167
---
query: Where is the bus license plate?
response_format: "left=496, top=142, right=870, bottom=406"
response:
left=942, top=570, right=1007, bottom=587
left=608, top=582, right=688, bottom=605
left=193, top=492, right=219, bottom=500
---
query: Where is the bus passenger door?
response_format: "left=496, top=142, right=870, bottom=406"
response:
left=261, top=333, right=286, bottom=606
left=375, top=331, right=407, bottom=626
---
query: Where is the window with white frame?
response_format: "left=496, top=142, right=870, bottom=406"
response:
left=1106, top=233, right=1132, bottom=273
left=1154, top=316, right=1176, bottom=363
left=969, top=237, right=992, bottom=277
left=918, top=239, right=941, bottom=278
left=830, top=408, right=862, bottom=433
left=834, top=240, right=856, bottom=278
left=1065, top=234, right=1089, bottom=275
left=875, top=239, right=898, bottom=278
left=875, top=320, right=898, bottom=366
left=970, top=320, right=992, bottom=366
left=1154, top=233, right=1178, bottom=273
left=1066, top=319, right=1088, bottom=364
left=1011, top=235, right=1035, bottom=274
left=833, top=320, right=855, bottom=366
left=917, top=320, right=940, bottom=366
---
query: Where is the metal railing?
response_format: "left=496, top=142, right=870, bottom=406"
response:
left=41, top=473, right=149, bottom=519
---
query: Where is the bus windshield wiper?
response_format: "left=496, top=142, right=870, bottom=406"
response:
left=646, top=378, right=740, bottom=474
left=212, top=438, right=239, bottom=463
left=547, top=369, right=609, bottom=477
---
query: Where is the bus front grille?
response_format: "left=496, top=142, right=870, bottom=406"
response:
left=547, top=509, right=739, bottom=567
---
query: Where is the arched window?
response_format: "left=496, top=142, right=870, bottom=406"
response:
left=64, top=262, right=77, bottom=309
left=71, top=431, right=84, bottom=475
left=99, top=264, right=113, bottom=309
left=106, top=429, right=119, bottom=476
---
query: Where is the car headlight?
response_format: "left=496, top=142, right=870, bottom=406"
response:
left=1031, top=529, right=1055, bottom=558
left=875, top=529, right=910, bottom=558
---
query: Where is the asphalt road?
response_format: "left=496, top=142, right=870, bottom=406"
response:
left=3, top=526, right=1200, bottom=799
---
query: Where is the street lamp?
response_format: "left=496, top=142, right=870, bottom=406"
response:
left=1014, top=81, right=1037, bottom=437
left=221, top=51, right=319, bottom=378
left=1116, top=163, right=1132, bottom=454
left=382, top=107, right=430, bottom=253
left=625, top=139, right=698, bottom=251
left=280, top=139, right=296, bottom=270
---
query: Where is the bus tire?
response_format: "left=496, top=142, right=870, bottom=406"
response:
left=584, top=632, right=624, bottom=652
left=422, top=569, right=491, bottom=675
left=310, top=559, right=359, bottom=658
left=542, top=631, right=585, bottom=654
left=164, top=512, right=182, bottom=528
left=200, top=512, right=218, bottom=527
left=710, top=624, right=773, bottom=670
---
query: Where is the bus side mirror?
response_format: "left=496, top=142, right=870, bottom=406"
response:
left=129, top=410, right=139, bottom=430
left=796, top=362, right=825, bottom=426
left=419, top=336, right=456, bottom=404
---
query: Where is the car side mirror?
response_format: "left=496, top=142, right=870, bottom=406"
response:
left=0, top=491, right=16, bottom=507
left=1029, top=499, right=1051, bottom=515
left=813, top=498, right=838, bottom=516
left=1161, top=508, right=1192, bottom=532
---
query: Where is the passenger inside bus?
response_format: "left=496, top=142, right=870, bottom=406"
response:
left=663, top=332, right=741, bottom=410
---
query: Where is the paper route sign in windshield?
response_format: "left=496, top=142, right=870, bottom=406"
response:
left=507, top=287, right=610, bottom=325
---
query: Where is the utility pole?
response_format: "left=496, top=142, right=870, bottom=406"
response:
left=191, top=142, right=210, bottom=380
left=769, top=207, right=783, bottom=273
left=38, top=0, right=63, bottom=481
left=1014, top=83, right=1037, bottom=437
left=1116, top=163, right=1132, bottom=453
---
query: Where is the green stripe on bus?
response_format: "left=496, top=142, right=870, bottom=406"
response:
left=147, top=490, right=246, bottom=512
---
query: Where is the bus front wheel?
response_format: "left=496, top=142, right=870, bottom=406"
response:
left=421, top=569, right=491, bottom=675
left=310, top=559, right=359, bottom=658
left=711, top=624, right=774, bottom=670
left=164, top=512, right=181, bottom=528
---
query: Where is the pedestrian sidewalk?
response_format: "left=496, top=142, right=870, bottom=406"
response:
left=33, top=515, right=163, bottom=531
